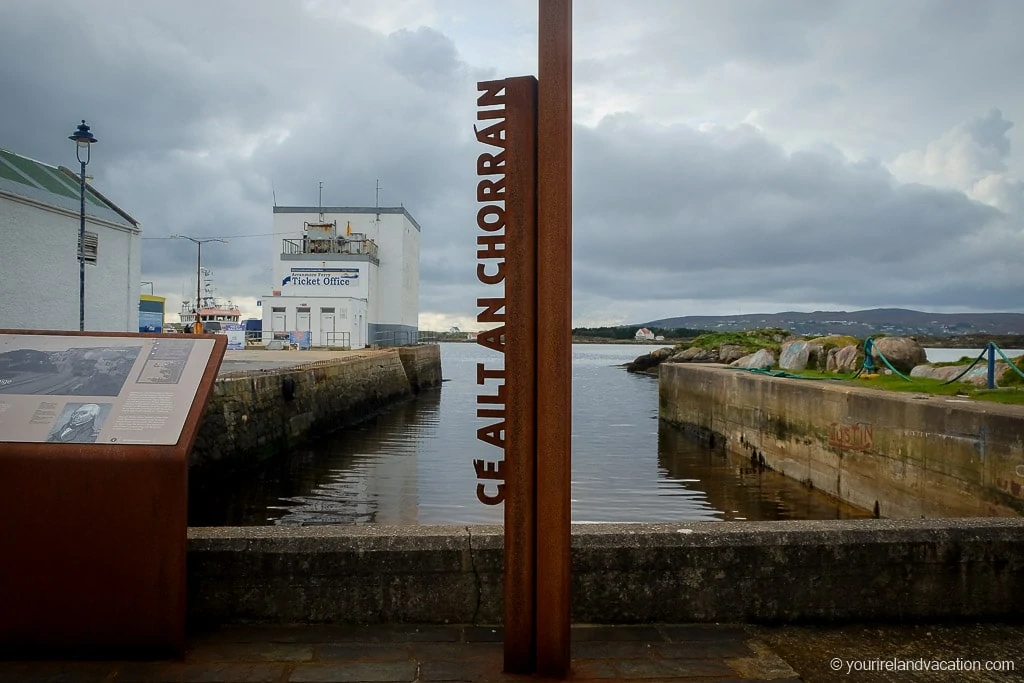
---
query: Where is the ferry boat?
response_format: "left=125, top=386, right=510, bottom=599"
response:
left=179, top=269, right=241, bottom=331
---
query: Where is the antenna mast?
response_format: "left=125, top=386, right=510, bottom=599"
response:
left=318, top=180, right=324, bottom=222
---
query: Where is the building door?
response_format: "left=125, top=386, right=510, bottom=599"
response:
left=297, top=308, right=311, bottom=331
left=271, top=307, right=286, bottom=332
left=320, top=308, right=336, bottom=347
left=357, top=314, right=364, bottom=348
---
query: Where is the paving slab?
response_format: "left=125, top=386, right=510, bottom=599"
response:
left=1, top=622, right=1020, bottom=682
left=216, top=349, right=383, bottom=376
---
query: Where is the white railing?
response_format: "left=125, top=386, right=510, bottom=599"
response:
left=372, top=330, right=419, bottom=348
left=324, top=331, right=351, bottom=349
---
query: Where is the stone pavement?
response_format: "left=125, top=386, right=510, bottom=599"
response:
left=216, top=349, right=379, bottom=376
left=1, top=622, right=1021, bottom=682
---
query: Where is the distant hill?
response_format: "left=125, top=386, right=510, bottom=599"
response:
left=642, top=308, right=1024, bottom=337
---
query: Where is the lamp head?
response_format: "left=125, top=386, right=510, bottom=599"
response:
left=69, top=120, right=98, bottom=147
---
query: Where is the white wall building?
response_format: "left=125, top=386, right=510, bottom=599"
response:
left=261, top=206, right=420, bottom=348
left=0, top=148, right=141, bottom=332
left=635, top=327, right=655, bottom=341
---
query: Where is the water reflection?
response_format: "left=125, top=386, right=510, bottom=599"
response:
left=189, top=343, right=871, bottom=526
left=657, top=424, right=871, bottom=521
left=189, top=393, right=439, bottom=526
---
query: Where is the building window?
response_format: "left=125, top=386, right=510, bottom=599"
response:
left=77, top=231, right=98, bottom=264
left=271, top=307, right=285, bottom=313
left=297, top=307, right=311, bottom=313
left=321, top=307, right=335, bottom=313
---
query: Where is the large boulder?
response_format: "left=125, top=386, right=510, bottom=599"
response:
left=717, top=344, right=747, bottom=364
left=806, top=342, right=828, bottom=371
left=731, top=348, right=776, bottom=369
left=871, top=337, right=927, bottom=374
left=626, top=346, right=674, bottom=373
left=910, top=364, right=967, bottom=381
left=811, top=334, right=860, bottom=349
left=829, top=345, right=861, bottom=373
left=961, top=365, right=1008, bottom=385
left=668, top=346, right=717, bottom=363
left=808, top=335, right=858, bottom=371
left=779, top=340, right=810, bottom=371
left=911, top=362, right=1013, bottom=385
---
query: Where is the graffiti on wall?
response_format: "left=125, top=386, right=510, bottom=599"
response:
left=828, top=422, right=874, bottom=451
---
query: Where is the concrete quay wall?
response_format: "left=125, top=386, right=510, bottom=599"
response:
left=190, top=345, right=441, bottom=469
left=659, top=363, right=1024, bottom=518
left=187, top=519, right=1024, bottom=625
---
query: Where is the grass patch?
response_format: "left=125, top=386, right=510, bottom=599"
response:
left=684, top=328, right=789, bottom=353
left=930, top=353, right=986, bottom=367
left=748, top=367, right=1024, bottom=405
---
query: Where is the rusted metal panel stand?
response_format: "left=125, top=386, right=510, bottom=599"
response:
left=473, top=1, right=572, bottom=676
left=0, top=330, right=226, bottom=658
left=536, top=0, right=573, bottom=677
left=503, top=76, right=540, bottom=673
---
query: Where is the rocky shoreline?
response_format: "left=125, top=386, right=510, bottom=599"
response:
left=627, top=330, right=1022, bottom=387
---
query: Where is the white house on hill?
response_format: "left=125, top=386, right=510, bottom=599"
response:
left=0, top=147, right=141, bottom=332
left=260, top=206, right=420, bottom=348
left=635, top=327, right=655, bottom=341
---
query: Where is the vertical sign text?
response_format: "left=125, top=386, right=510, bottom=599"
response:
left=474, top=80, right=508, bottom=505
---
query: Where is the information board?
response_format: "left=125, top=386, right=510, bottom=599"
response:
left=223, top=323, right=246, bottom=350
left=0, top=334, right=216, bottom=446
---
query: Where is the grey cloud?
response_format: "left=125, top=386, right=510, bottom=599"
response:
left=2, top=0, right=1023, bottom=328
left=568, top=113, right=1018, bottom=316
left=890, top=109, right=1015, bottom=190
left=568, top=0, right=1024, bottom=174
left=386, top=27, right=467, bottom=91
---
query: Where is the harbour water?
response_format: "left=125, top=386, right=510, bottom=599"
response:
left=190, top=342, right=870, bottom=526
left=924, top=348, right=1024, bottom=363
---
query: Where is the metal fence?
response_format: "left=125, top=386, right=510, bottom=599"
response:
left=324, top=331, right=351, bottom=349
left=372, top=330, right=419, bottom=348
left=243, top=329, right=433, bottom=349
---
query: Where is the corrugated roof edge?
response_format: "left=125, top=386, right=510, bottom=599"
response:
left=57, top=166, right=139, bottom=227
left=273, top=205, right=422, bottom=232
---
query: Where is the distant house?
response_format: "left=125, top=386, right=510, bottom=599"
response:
left=0, top=147, right=141, bottom=332
left=635, top=327, right=655, bottom=341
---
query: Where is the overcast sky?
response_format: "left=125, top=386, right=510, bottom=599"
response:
left=2, top=0, right=1023, bottom=330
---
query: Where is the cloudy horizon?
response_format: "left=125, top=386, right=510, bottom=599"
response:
left=2, top=0, right=1022, bottom=331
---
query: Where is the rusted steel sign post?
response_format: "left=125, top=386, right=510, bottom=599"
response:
left=473, top=0, right=572, bottom=676
left=0, top=330, right=226, bottom=657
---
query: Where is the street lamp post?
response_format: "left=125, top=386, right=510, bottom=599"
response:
left=170, top=235, right=227, bottom=333
left=69, top=120, right=97, bottom=332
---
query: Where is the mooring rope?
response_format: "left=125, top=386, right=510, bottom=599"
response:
left=863, top=338, right=913, bottom=382
left=935, top=347, right=988, bottom=385
left=992, top=343, right=1024, bottom=382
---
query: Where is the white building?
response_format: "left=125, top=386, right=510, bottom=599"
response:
left=261, top=206, right=420, bottom=348
left=0, top=148, right=141, bottom=332
left=635, top=327, right=655, bottom=341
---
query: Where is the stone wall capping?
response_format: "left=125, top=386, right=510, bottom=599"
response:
left=187, top=519, right=1024, bottom=626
